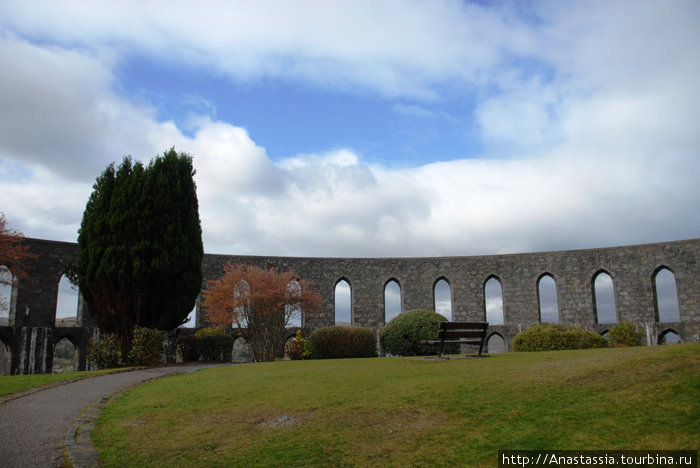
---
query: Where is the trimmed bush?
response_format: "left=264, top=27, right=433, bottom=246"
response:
left=309, top=326, right=377, bottom=359
left=177, top=335, right=201, bottom=362
left=380, top=309, right=457, bottom=356
left=128, top=327, right=167, bottom=366
left=512, top=323, right=609, bottom=352
left=285, top=330, right=310, bottom=360
left=87, top=333, right=122, bottom=369
left=608, top=321, right=644, bottom=346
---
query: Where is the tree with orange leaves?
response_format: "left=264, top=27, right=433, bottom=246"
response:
left=0, top=213, right=35, bottom=311
left=201, top=263, right=322, bottom=362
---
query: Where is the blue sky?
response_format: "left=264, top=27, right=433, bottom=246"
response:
left=116, top=49, right=483, bottom=166
left=1, top=0, right=699, bottom=258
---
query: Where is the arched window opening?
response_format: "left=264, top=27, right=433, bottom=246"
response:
left=653, top=268, right=681, bottom=322
left=538, top=274, right=559, bottom=323
left=0, top=266, right=13, bottom=325
left=233, top=280, right=250, bottom=329
left=283, top=334, right=299, bottom=359
left=593, top=271, right=617, bottom=324
left=286, top=280, right=303, bottom=328
left=0, top=338, right=10, bottom=376
left=658, top=329, right=681, bottom=345
left=335, top=279, right=352, bottom=326
left=384, top=279, right=401, bottom=324
left=484, top=277, right=504, bottom=325
left=53, top=337, right=77, bottom=373
left=434, top=278, right=452, bottom=321
left=55, top=274, right=79, bottom=326
left=283, top=335, right=294, bottom=358
left=232, top=337, right=252, bottom=362
left=487, top=333, right=506, bottom=353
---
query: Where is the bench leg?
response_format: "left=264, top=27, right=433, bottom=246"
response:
left=438, top=340, right=445, bottom=359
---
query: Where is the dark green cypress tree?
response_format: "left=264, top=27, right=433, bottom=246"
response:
left=133, top=148, right=203, bottom=330
left=72, top=149, right=203, bottom=354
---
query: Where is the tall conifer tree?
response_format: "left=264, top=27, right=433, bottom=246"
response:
left=72, top=148, right=203, bottom=351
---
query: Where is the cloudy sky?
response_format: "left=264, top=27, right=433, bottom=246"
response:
left=1, top=0, right=698, bottom=258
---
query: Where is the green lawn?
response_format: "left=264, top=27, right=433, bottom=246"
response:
left=0, top=368, right=125, bottom=397
left=94, top=343, right=699, bottom=467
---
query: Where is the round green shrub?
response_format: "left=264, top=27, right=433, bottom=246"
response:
left=379, top=309, right=457, bottom=356
left=309, top=326, right=377, bottom=359
left=512, top=323, right=609, bottom=352
left=608, top=321, right=644, bottom=346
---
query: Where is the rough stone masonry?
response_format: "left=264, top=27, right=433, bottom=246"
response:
left=1, top=237, right=698, bottom=374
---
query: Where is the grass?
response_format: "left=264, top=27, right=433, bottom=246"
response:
left=0, top=368, right=131, bottom=397
left=93, top=343, right=699, bottom=467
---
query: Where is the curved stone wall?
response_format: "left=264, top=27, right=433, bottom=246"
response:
left=202, top=239, right=700, bottom=347
left=1, top=237, right=698, bottom=374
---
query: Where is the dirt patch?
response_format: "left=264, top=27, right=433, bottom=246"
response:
left=257, top=414, right=299, bottom=429
left=123, top=420, right=147, bottom=427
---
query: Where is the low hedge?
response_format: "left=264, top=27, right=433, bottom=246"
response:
left=199, top=334, right=234, bottom=361
left=176, top=335, right=201, bottom=361
left=88, top=327, right=167, bottom=368
left=512, top=323, right=609, bottom=352
left=309, top=326, right=377, bottom=359
left=379, top=309, right=457, bottom=356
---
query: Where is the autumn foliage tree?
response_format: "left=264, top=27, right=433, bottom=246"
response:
left=201, top=264, right=322, bottom=362
left=0, top=213, right=35, bottom=312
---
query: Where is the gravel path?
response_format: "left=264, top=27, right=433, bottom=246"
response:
left=0, top=364, right=229, bottom=467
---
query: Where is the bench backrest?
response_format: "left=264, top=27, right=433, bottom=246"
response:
left=435, top=321, right=489, bottom=340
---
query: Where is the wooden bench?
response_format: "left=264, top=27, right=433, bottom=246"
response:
left=421, top=321, right=489, bottom=358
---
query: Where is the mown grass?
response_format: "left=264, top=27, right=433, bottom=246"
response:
left=0, top=368, right=130, bottom=397
left=94, top=343, right=699, bottom=467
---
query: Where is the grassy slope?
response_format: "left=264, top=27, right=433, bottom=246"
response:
left=0, top=368, right=123, bottom=397
left=94, top=344, right=699, bottom=467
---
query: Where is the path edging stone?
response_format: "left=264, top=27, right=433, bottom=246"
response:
left=62, top=364, right=231, bottom=468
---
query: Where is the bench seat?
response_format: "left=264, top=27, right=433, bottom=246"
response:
left=421, top=321, right=489, bottom=359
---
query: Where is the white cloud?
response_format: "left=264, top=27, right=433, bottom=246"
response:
left=0, top=0, right=529, bottom=99
left=0, top=160, right=92, bottom=242
left=0, top=36, right=186, bottom=180
left=0, top=1, right=698, bottom=258
left=476, top=76, right=562, bottom=153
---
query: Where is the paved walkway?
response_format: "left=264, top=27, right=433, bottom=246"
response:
left=0, top=364, right=230, bottom=467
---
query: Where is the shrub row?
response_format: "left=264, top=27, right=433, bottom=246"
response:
left=176, top=328, right=234, bottom=362
left=308, top=326, right=377, bottom=359
left=88, top=327, right=167, bottom=368
left=89, top=319, right=646, bottom=369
